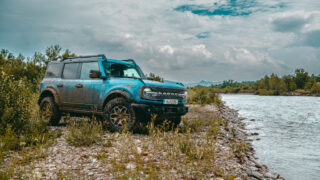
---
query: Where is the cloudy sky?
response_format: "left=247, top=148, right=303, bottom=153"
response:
left=1, top=0, right=320, bottom=82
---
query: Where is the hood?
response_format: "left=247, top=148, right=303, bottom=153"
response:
left=143, top=79, right=184, bottom=89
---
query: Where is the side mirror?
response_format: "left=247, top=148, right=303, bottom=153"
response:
left=89, top=70, right=102, bottom=78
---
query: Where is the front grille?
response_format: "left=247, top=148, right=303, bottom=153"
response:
left=148, top=86, right=185, bottom=101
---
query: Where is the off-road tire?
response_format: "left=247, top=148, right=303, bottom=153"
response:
left=104, top=98, right=136, bottom=132
left=40, top=97, right=61, bottom=126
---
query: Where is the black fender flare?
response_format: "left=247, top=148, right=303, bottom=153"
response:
left=38, top=87, right=61, bottom=105
left=102, top=89, right=135, bottom=108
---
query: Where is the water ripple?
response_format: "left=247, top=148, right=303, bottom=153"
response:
left=221, top=94, right=320, bottom=180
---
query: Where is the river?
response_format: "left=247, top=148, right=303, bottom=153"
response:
left=221, top=94, right=320, bottom=180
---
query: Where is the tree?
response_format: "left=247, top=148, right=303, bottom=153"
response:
left=62, top=49, right=76, bottom=58
left=283, top=75, right=297, bottom=91
left=45, top=45, right=62, bottom=64
left=146, top=72, right=163, bottom=82
left=294, top=68, right=310, bottom=89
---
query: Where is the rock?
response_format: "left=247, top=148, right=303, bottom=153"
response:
left=251, top=171, right=263, bottom=179
left=264, top=172, right=278, bottom=179
left=136, top=147, right=142, bottom=154
left=234, top=177, right=241, bottom=180
left=207, top=173, right=215, bottom=177
left=126, top=162, right=136, bottom=170
left=255, top=162, right=263, bottom=169
left=251, top=132, right=259, bottom=136
left=250, top=119, right=255, bottom=121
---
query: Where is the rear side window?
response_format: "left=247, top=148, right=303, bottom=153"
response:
left=45, top=63, right=61, bottom=78
left=80, top=62, right=100, bottom=79
left=62, top=63, right=80, bottom=79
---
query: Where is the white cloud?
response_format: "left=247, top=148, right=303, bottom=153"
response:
left=159, top=45, right=175, bottom=55
left=0, top=0, right=319, bottom=82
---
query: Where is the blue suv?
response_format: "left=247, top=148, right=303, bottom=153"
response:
left=38, top=54, right=188, bottom=131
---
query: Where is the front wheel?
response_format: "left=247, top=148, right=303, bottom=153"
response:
left=104, top=98, right=136, bottom=132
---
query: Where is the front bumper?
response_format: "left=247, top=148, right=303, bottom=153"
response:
left=132, top=103, right=188, bottom=116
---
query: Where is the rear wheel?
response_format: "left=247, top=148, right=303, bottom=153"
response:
left=40, top=97, right=61, bottom=126
left=104, top=98, right=136, bottom=132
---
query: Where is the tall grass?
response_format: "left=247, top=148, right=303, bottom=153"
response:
left=65, top=116, right=103, bottom=147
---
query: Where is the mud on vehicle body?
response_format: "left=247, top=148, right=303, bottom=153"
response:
left=38, top=54, right=188, bottom=131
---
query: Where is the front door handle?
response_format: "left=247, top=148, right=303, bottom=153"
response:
left=57, top=83, right=63, bottom=87
left=76, top=84, right=83, bottom=88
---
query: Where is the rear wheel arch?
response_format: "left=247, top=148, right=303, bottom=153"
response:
left=38, top=88, right=60, bottom=105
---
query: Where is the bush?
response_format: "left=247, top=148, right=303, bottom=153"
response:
left=187, top=87, right=221, bottom=105
left=311, top=83, right=320, bottom=95
left=0, top=72, right=50, bottom=152
left=0, top=72, right=33, bottom=134
left=66, top=118, right=103, bottom=147
left=255, top=89, right=275, bottom=95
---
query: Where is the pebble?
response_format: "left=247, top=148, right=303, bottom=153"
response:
left=136, top=147, right=142, bottom=154
left=126, top=162, right=136, bottom=170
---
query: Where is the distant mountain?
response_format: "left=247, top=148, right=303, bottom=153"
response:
left=184, top=80, right=223, bottom=87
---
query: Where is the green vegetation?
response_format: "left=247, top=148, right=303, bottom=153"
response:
left=187, top=86, right=222, bottom=105
left=0, top=45, right=75, bottom=178
left=146, top=72, right=163, bottom=82
left=210, top=69, right=320, bottom=96
left=65, top=117, right=103, bottom=147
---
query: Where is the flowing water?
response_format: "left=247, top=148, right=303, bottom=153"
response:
left=221, top=94, right=320, bottom=180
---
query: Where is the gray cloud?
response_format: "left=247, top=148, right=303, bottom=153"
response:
left=301, top=30, right=320, bottom=47
left=272, top=15, right=311, bottom=32
left=0, top=0, right=319, bottom=82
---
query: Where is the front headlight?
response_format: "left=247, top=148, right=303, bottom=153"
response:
left=182, top=90, right=188, bottom=101
left=141, top=87, right=157, bottom=99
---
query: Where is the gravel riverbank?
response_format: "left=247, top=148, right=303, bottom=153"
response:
left=4, top=104, right=284, bottom=179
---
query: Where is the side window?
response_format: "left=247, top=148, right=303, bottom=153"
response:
left=45, top=63, right=61, bottom=78
left=102, top=62, right=112, bottom=77
left=80, top=62, right=100, bottom=79
left=62, top=63, right=80, bottom=79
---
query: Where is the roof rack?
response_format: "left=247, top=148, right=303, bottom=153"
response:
left=61, top=54, right=106, bottom=61
left=121, top=59, right=136, bottom=66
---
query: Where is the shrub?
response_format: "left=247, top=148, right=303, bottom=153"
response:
left=0, top=72, right=50, bottom=153
left=255, top=89, right=275, bottom=95
left=180, top=117, right=203, bottom=133
left=0, top=72, right=33, bottom=134
left=311, top=83, right=320, bottom=95
left=187, top=87, right=221, bottom=105
left=65, top=118, right=103, bottom=147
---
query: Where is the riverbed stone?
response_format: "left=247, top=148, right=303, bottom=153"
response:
left=263, top=172, right=278, bottom=179
left=251, top=171, right=263, bottom=179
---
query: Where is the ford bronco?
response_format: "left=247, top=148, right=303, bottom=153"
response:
left=38, top=54, right=188, bottom=131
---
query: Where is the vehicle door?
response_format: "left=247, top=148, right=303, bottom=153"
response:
left=58, top=62, right=82, bottom=108
left=79, top=61, right=103, bottom=110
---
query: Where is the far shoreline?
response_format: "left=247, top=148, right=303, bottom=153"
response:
left=218, top=92, right=320, bottom=97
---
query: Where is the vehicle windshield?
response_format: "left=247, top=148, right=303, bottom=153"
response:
left=103, top=62, right=146, bottom=79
